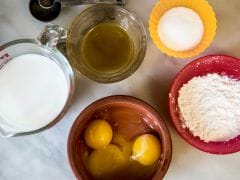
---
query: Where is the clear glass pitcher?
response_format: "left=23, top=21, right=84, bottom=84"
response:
left=0, top=38, right=75, bottom=137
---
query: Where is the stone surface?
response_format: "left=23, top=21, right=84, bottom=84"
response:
left=0, top=0, right=239, bottom=179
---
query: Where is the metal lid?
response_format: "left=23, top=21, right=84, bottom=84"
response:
left=29, top=0, right=61, bottom=22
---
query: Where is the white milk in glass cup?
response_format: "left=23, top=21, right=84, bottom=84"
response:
left=0, top=35, right=75, bottom=137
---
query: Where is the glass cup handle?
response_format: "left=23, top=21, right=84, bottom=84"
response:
left=38, top=23, right=83, bottom=77
left=37, top=23, right=67, bottom=55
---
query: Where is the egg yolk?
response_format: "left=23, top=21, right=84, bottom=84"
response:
left=87, top=144, right=127, bottom=179
left=84, top=119, right=113, bottom=149
left=131, top=134, right=161, bottom=166
left=112, top=134, right=132, bottom=159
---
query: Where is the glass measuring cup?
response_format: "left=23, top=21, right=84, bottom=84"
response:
left=40, top=4, right=147, bottom=83
left=0, top=39, right=75, bottom=137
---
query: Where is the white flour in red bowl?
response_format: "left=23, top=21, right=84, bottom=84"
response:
left=178, top=73, right=240, bottom=142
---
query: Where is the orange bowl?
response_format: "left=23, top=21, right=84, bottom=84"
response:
left=149, top=0, right=217, bottom=58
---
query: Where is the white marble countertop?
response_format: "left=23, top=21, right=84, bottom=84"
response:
left=0, top=0, right=239, bottom=179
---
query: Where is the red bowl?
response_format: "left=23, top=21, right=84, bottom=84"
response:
left=169, top=55, right=240, bottom=154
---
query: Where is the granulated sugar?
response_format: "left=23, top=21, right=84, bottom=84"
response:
left=178, top=73, right=240, bottom=142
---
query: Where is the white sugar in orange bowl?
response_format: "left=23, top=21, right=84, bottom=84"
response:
left=149, top=0, right=217, bottom=58
left=157, top=7, right=204, bottom=52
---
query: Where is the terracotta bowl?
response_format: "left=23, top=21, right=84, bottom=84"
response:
left=169, top=55, right=240, bottom=154
left=68, top=95, right=172, bottom=179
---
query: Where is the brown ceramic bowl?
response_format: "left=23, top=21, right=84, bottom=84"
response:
left=67, top=95, right=172, bottom=180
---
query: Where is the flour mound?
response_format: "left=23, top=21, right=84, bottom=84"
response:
left=178, top=73, right=240, bottom=142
